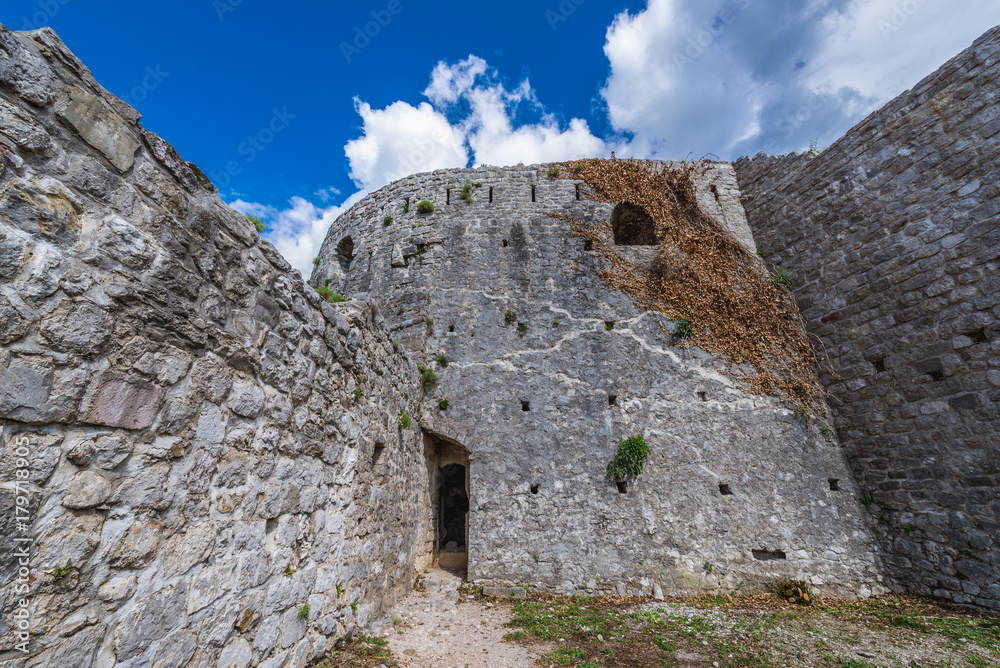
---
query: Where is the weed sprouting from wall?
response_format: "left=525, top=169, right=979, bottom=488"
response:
left=550, top=157, right=820, bottom=407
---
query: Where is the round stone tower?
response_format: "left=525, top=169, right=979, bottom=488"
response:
left=313, top=161, right=885, bottom=597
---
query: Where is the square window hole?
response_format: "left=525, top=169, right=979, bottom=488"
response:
left=502, top=239, right=508, bottom=247
left=752, top=549, right=786, bottom=561
left=697, top=391, right=708, bottom=402
left=372, top=443, right=385, bottom=468
left=872, top=358, right=886, bottom=373
left=719, top=484, right=733, bottom=495
left=448, top=325, right=455, bottom=333
left=608, top=395, right=617, bottom=406
left=968, top=328, right=988, bottom=344
left=616, top=481, right=628, bottom=494
left=928, top=370, right=945, bottom=381
left=829, top=478, right=840, bottom=491
left=521, top=400, right=530, bottom=412
left=584, top=240, right=593, bottom=251
left=530, top=484, right=539, bottom=495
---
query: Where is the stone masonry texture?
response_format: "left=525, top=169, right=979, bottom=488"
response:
left=312, top=162, right=885, bottom=600
left=735, top=26, right=1000, bottom=609
left=0, top=15, right=997, bottom=668
left=0, top=24, right=430, bottom=667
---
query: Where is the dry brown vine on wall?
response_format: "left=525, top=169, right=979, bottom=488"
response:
left=552, top=157, right=821, bottom=408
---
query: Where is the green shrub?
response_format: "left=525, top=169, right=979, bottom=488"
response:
left=673, top=318, right=693, bottom=339
left=284, top=565, right=295, bottom=576
left=553, top=318, right=560, bottom=326
left=312, top=257, right=320, bottom=265
left=353, top=388, right=364, bottom=401
left=505, top=308, right=517, bottom=325
left=246, top=215, right=265, bottom=233
left=315, top=285, right=347, bottom=303
left=517, top=322, right=528, bottom=338
left=605, top=321, right=614, bottom=331
left=392, top=340, right=401, bottom=352
left=772, top=268, right=792, bottom=286
left=297, top=603, right=311, bottom=620
left=547, top=166, right=562, bottom=177
left=901, top=523, right=916, bottom=533
left=438, top=399, right=450, bottom=410
left=416, top=200, right=435, bottom=214
left=403, top=201, right=410, bottom=213
left=436, top=354, right=449, bottom=368
left=421, top=368, right=439, bottom=390
left=383, top=215, right=393, bottom=226
left=50, top=558, right=76, bottom=581
left=426, top=317, right=434, bottom=333
left=606, top=434, right=650, bottom=481
left=398, top=412, right=412, bottom=428
left=860, top=496, right=874, bottom=505
left=460, top=182, right=474, bottom=203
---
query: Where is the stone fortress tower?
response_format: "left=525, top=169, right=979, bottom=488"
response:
left=311, top=161, right=885, bottom=598
left=0, top=18, right=996, bottom=668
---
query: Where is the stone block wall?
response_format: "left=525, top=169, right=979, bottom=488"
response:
left=0, top=24, right=429, bottom=666
left=734, top=26, right=1000, bottom=608
left=313, top=162, right=886, bottom=599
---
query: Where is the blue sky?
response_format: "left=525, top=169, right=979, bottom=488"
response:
left=3, top=0, right=999, bottom=273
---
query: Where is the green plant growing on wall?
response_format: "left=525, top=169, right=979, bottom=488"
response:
left=284, top=565, right=295, bottom=576
left=383, top=215, right=393, bottom=226
left=350, top=599, right=358, bottom=614
left=552, top=318, right=560, bottom=326
left=398, top=412, right=412, bottom=428
left=606, top=434, right=650, bottom=482
left=313, top=257, right=320, bottom=265
left=416, top=200, right=435, bottom=214
left=246, top=215, right=265, bottom=233
left=315, top=285, right=347, bottom=303
left=460, top=182, right=475, bottom=202
left=517, top=322, right=528, bottom=338
left=901, top=523, right=916, bottom=534
left=860, top=496, right=874, bottom=505
left=403, top=201, right=410, bottom=213
left=336, top=585, right=344, bottom=598
left=419, top=366, right=439, bottom=390
left=353, top=388, right=364, bottom=401
left=297, top=604, right=311, bottom=620
left=438, top=399, right=450, bottom=410
left=392, top=340, right=401, bottom=352
left=820, top=426, right=834, bottom=437
left=436, top=354, right=449, bottom=368
left=505, top=309, right=518, bottom=325
left=772, top=268, right=792, bottom=286
left=50, top=559, right=77, bottom=581
left=673, top=318, right=693, bottom=339
left=704, top=562, right=714, bottom=573
left=605, top=321, right=615, bottom=331
left=547, top=166, right=562, bottom=177
left=426, top=317, right=434, bottom=333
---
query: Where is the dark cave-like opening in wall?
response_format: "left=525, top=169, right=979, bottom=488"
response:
left=611, top=202, right=659, bottom=246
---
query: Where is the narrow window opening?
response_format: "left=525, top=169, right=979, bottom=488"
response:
left=616, top=481, right=628, bottom=494
left=829, top=478, right=840, bottom=491
left=873, top=358, right=886, bottom=373
left=446, top=188, right=452, bottom=205
left=719, top=484, right=733, bottom=496
left=531, top=185, right=536, bottom=202
left=608, top=395, right=618, bottom=406
left=928, top=370, right=945, bottom=382
left=372, top=443, right=385, bottom=469
left=521, top=400, right=530, bottom=412
left=584, top=240, right=593, bottom=251
left=448, top=325, right=455, bottom=333
left=968, top=328, right=988, bottom=344
left=752, top=549, right=786, bottom=561
left=575, top=184, right=581, bottom=201
left=710, top=184, right=721, bottom=202
left=697, top=391, right=708, bottom=402
left=489, top=186, right=494, bottom=203
left=502, top=239, right=508, bottom=248
left=530, top=484, right=539, bottom=495
left=336, top=236, right=355, bottom=273
left=439, top=463, right=468, bottom=555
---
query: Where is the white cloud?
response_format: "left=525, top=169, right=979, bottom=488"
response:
left=600, top=0, right=1000, bottom=158
left=232, top=192, right=364, bottom=277
left=344, top=99, right=469, bottom=192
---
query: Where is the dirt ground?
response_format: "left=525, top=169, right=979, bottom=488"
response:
left=315, top=571, right=1000, bottom=668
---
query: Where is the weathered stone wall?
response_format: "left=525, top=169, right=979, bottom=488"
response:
left=313, top=162, right=887, bottom=599
left=0, top=24, right=429, bottom=666
left=734, top=26, right=1000, bottom=609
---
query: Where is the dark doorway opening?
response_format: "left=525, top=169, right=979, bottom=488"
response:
left=425, top=434, right=471, bottom=576
left=439, top=463, right=468, bottom=554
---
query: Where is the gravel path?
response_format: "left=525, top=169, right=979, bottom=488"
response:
left=379, top=568, right=540, bottom=668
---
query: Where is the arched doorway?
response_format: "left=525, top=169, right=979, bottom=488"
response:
left=611, top=202, right=659, bottom=245
left=424, top=433, right=471, bottom=575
